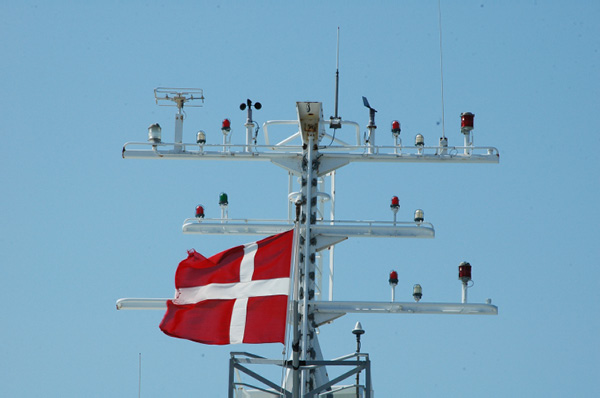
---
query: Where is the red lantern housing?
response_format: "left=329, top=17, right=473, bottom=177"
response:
left=459, top=261, right=472, bottom=282
left=222, top=118, right=231, bottom=131
left=389, top=270, right=399, bottom=286
left=460, top=112, right=474, bottom=133
left=195, top=205, right=205, bottom=218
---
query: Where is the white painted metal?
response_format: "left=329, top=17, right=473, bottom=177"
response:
left=174, top=111, right=183, bottom=153
left=116, top=298, right=497, bottom=316
left=116, top=298, right=167, bottom=310
left=181, top=218, right=434, bottom=238
left=313, top=301, right=498, bottom=315
left=122, top=142, right=499, bottom=164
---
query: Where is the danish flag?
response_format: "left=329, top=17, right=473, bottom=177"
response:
left=159, top=230, right=294, bottom=345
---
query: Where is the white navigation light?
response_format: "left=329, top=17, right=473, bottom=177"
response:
left=414, top=209, right=424, bottom=222
left=148, top=123, right=162, bottom=143
left=415, top=134, right=424, bottom=146
left=413, top=284, right=423, bottom=302
left=196, top=130, right=206, bottom=144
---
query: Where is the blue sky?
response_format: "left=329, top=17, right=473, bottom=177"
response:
left=1, top=1, right=599, bottom=397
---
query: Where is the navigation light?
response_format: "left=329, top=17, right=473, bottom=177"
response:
left=390, top=196, right=400, bottom=211
left=196, top=130, right=206, bottom=144
left=459, top=261, right=472, bottom=282
left=414, top=209, right=424, bottom=222
left=413, top=284, right=423, bottom=302
left=391, top=120, right=401, bottom=137
left=461, top=112, right=474, bottom=134
left=195, top=205, right=205, bottom=218
left=221, top=119, right=231, bottom=134
left=219, top=192, right=228, bottom=206
left=415, top=134, right=425, bottom=146
left=389, top=270, right=398, bottom=286
left=148, top=123, right=162, bottom=143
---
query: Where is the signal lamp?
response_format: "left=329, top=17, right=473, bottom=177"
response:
left=459, top=261, right=472, bottom=282
left=460, top=112, right=474, bottom=134
left=414, top=209, right=424, bottom=222
left=195, top=205, right=205, bottom=218
left=196, top=130, right=206, bottom=144
left=413, top=284, right=423, bottom=302
left=148, top=123, right=162, bottom=143
left=415, top=134, right=425, bottom=146
left=390, top=196, right=400, bottom=210
left=391, top=120, right=401, bottom=136
left=439, top=137, right=448, bottom=147
left=221, top=119, right=231, bottom=134
left=219, top=192, right=228, bottom=206
left=389, top=270, right=399, bottom=286
left=415, top=209, right=425, bottom=222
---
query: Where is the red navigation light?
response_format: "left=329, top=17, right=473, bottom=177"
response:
left=195, top=205, right=205, bottom=218
left=460, top=112, right=474, bottom=133
left=221, top=118, right=231, bottom=132
left=390, top=196, right=400, bottom=209
left=389, top=270, right=399, bottom=286
left=459, top=261, right=472, bottom=282
left=391, top=120, right=401, bottom=134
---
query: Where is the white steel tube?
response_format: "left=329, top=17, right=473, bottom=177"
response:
left=329, top=171, right=336, bottom=301
left=245, top=121, right=253, bottom=152
left=367, top=126, right=376, bottom=154
left=463, top=132, right=471, bottom=155
left=462, top=281, right=468, bottom=303
left=174, top=110, right=184, bottom=153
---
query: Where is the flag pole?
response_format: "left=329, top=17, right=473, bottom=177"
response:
left=292, top=201, right=301, bottom=398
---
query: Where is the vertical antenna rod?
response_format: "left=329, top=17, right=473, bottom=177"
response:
left=138, top=353, right=142, bottom=398
left=330, top=27, right=342, bottom=129
left=334, top=27, right=340, bottom=119
left=438, top=0, right=446, bottom=139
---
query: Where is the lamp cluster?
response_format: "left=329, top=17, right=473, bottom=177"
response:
left=388, top=112, right=475, bottom=148
left=387, top=262, right=475, bottom=303
left=389, top=195, right=425, bottom=223
left=194, top=192, right=230, bottom=219
left=388, top=270, right=423, bottom=303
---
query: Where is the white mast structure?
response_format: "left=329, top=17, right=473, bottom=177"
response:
left=117, top=87, right=499, bottom=398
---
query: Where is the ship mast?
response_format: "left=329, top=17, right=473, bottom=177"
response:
left=117, top=87, right=499, bottom=397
